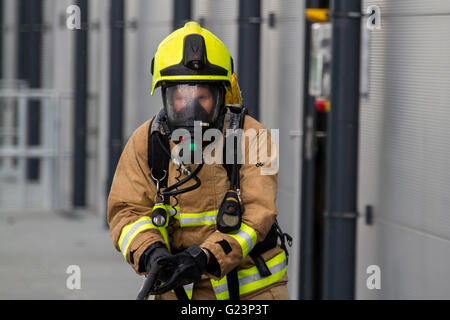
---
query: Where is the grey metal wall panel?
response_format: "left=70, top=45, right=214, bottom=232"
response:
left=361, top=16, right=450, bottom=239
left=261, top=0, right=305, bottom=299
left=364, top=0, right=450, bottom=15
left=356, top=219, right=450, bottom=299
left=2, top=0, right=17, bottom=80
left=192, top=0, right=238, bottom=69
left=86, top=0, right=103, bottom=211
left=124, top=0, right=172, bottom=139
left=45, top=0, right=75, bottom=211
left=358, top=0, right=450, bottom=298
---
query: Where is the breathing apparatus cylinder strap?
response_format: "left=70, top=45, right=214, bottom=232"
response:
left=249, top=254, right=272, bottom=278
left=223, top=105, right=247, bottom=190
left=148, top=118, right=171, bottom=203
left=173, top=286, right=189, bottom=300
left=226, top=268, right=240, bottom=300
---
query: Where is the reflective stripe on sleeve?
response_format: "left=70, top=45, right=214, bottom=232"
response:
left=118, top=216, right=169, bottom=259
left=226, top=223, right=258, bottom=257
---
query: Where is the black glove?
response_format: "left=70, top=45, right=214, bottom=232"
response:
left=136, top=242, right=172, bottom=300
left=150, top=244, right=208, bottom=294
left=139, top=242, right=171, bottom=274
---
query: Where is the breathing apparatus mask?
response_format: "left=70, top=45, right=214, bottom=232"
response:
left=162, top=82, right=226, bottom=155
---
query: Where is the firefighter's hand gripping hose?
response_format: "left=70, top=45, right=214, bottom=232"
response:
left=136, top=242, right=172, bottom=300
left=136, top=263, right=160, bottom=300
left=149, top=245, right=208, bottom=295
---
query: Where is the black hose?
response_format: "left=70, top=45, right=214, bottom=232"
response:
left=162, top=163, right=203, bottom=193
left=161, top=175, right=201, bottom=197
left=155, top=132, right=204, bottom=196
left=136, top=263, right=159, bottom=300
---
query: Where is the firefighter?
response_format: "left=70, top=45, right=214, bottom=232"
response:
left=108, top=21, right=290, bottom=300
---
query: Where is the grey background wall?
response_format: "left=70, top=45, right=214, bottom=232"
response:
left=357, top=0, right=450, bottom=299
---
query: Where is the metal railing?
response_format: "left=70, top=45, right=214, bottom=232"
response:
left=0, top=89, right=72, bottom=211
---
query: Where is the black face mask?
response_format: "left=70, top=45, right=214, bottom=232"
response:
left=162, top=83, right=226, bottom=164
left=162, top=83, right=225, bottom=135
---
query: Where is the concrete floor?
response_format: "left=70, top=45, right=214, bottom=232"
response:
left=0, top=210, right=143, bottom=300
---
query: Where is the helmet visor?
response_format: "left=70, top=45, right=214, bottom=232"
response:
left=163, top=83, right=224, bottom=129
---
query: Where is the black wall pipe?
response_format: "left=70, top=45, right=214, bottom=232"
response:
left=299, top=0, right=330, bottom=301
left=107, top=0, right=125, bottom=205
left=17, top=0, right=42, bottom=181
left=238, top=0, right=260, bottom=120
left=299, top=0, right=317, bottom=300
left=322, top=0, right=361, bottom=300
left=0, top=0, right=3, bottom=78
left=73, top=0, right=88, bottom=208
left=173, top=0, right=191, bottom=30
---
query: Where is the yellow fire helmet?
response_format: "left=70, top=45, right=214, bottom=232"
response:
left=151, top=21, right=234, bottom=95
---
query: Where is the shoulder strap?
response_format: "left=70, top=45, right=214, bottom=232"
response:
left=222, top=104, right=248, bottom=184
left=226, top=268, right=240, bottom=300
left=147, top=117, right=171, bottom=189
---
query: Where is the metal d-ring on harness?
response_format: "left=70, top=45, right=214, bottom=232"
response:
left=150, top=170, right=169, bottom=228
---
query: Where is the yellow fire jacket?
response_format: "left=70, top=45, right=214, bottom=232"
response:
left=107, top=113, right=288, bottom=300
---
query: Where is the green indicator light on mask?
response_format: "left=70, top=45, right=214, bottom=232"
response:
left=190, top=142, right=197, bottom=151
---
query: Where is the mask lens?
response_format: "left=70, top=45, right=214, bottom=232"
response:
left=163, top=83, right=223, bottom=129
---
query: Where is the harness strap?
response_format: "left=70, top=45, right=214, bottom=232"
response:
left=173, top=286, right=189, bottom=300
left=247, top=223, right=278, bottom=277
left=249, top=254, right=272, bottom=278
left=226, top=268, right=240, bottom=300
left=148, top=117, right=170, bottom=193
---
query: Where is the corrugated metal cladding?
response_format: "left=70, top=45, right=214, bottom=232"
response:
left=260, top=0, right=304, bottom=300
left=192, top=0, right=304, bottom=299
left=192, top=0, right=239, bottom=70
left=125, top=0, right=173, bottom=138
left=357, top=0, right=450, bottom=298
